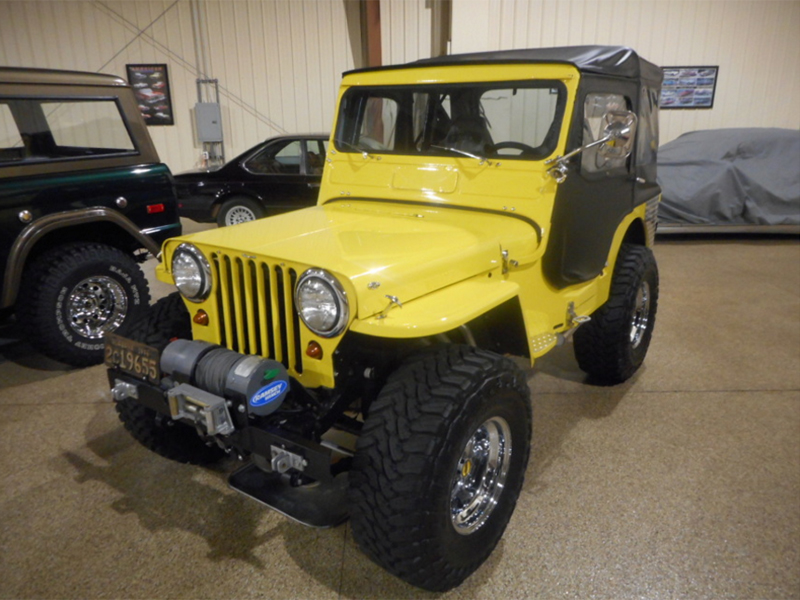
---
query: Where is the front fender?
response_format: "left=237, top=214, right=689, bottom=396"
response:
left=350, top=275, right=519, bottom=338
left=2, top=207, right=165, bottom=308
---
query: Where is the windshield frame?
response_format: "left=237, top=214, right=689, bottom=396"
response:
left=334, top=79, right=568, bottom=162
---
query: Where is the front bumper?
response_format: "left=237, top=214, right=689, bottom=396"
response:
left=108, top=366, right=350, bottom=527
left=108, top=367, right=337, bottom=483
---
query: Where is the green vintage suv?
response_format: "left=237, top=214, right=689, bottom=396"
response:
left=0, top=67, right=181, bottom=366
left=107, top=46, right=662, bottom=591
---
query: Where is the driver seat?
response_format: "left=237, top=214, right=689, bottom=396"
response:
left=442, top=115, right=493, bottom=154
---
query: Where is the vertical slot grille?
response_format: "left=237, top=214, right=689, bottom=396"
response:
left=211, top=253, right=303, bottom=373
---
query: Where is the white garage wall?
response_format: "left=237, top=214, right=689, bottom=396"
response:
left=2, top=1, right=204, bottom=172
left=451, top=0, right=800, bottom=144
left=198, top=1, right=354, bottom=160
left=382, top=0, right=432, bottom=64
left=4, top=0, right=795, bottom=163
left=0, top=0, right=356, bottom=173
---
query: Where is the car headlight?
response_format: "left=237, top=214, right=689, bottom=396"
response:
left=171, top=243, right=211, bottom=302
left=295, top=269, right=349, bottom=337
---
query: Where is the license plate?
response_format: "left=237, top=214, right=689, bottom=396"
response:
left=104, top=333, right=160, bottom=385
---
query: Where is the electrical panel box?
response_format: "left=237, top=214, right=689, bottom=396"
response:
left=195, top=102, right=223, bottom=143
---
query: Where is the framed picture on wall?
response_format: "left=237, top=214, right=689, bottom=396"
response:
left=126, top=64, right=174, bottom=125
left=660, top=66, right=719, bottom=109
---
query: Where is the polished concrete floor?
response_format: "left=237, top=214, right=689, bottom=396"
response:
left=0, top=233, right=798, bottom=599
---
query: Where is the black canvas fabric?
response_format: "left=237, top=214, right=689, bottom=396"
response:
left=347, top=45, right=663, bottom=86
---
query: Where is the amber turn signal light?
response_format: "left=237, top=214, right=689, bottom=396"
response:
left=305, top=341, right=323, bottom=359
left=193, top=309, right=209, bottom=326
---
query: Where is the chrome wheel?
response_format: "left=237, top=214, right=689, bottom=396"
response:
left=450, top=416, right=512, bottom=535
left=224, top=205, right=257, bottom=225
left=66, top=276, right=128, bottom=338
left=630, top=279, right=651, bottom=349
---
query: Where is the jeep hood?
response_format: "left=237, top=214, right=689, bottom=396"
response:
left=181, top=201, right=540, bottom=319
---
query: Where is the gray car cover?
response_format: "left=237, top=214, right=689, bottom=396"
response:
left=656, top=128, right=800, bottom=226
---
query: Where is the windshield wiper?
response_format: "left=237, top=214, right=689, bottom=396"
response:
left=431, top=145, right=491, bottom=165
left=334, top=139, right=370, bottom=158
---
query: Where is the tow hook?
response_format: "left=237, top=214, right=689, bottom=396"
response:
left=112, top=380, right=138, bottom=400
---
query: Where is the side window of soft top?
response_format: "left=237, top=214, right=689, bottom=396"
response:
left=582, top=93, right=630, bottom=175
left=636, top=87, right=660, bottom=167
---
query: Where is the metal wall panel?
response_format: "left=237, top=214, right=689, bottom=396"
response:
left=382, top=0, right=432, bottom=65
left=5, top=1, right=794, bottom=162
left=452, top=0, right=800, bottom=143
left=0, top=0, right=355, bottom=173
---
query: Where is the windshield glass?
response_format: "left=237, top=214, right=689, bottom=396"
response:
left=335, top=80, right=566, bottom=161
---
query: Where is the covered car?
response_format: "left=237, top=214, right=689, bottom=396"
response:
left=656, top=128, right=800, bottom=232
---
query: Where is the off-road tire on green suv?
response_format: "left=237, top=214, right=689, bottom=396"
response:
left=573, top=243, right=659, bottom=384
left=348, top=345, right=532, bottom=592
left=17, top=243, right=150, bottom=367
left=115, top=292, right=226, bottom=465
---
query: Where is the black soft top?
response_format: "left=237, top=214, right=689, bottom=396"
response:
left=348, top=45, right=662, bottom=86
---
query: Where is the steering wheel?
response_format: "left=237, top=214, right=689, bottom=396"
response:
left=492, top=141, right=539, bottom=155
left=359, top=136, right=389, bottom=151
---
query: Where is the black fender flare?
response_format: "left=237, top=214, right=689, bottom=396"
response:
left=1, top=207, right=161, bottom=308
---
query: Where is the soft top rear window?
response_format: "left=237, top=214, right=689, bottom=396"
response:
left=335, top=80, right=566, bottom=161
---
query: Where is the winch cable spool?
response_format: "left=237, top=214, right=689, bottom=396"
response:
left=160, top=339, right=291, bottom=417
left=194, top=348, right=242, bottom=396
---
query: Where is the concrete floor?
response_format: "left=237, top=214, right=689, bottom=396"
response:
left=0, top=234, right=798, bottom=599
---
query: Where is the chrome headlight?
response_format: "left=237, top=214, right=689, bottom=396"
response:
left=171, top=243, right=211, bottom=302
left=295, top=269, right=349, bottom=337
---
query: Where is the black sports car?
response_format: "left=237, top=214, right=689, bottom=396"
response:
left=174, top=134, right=329, bottom=226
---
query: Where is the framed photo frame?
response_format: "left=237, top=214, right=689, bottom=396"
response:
left=660, top=66, right=719, bottom=109
left=126, top=64, right=174, bottom=125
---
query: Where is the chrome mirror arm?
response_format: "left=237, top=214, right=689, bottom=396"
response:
left=545, top=135, right=613, bottom=183
left=545, top=110, right=636, bottom=183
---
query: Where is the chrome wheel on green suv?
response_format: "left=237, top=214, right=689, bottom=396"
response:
left=18, top=243, right=150, bottom=367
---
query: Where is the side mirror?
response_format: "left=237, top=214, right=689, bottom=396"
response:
left=597, top=110, right=637, bottom=159
left=545, top=109, right=639, bottom=182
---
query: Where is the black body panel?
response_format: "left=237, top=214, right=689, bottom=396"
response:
left=544, top=75, right=640, bottom=288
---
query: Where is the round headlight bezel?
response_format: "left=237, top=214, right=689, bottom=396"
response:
left=171, top=243, right=212, bottom=303
left=294, top=268, right=349, bottom=338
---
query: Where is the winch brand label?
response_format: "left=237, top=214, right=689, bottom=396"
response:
left=250, top=380, right=288, bottom=407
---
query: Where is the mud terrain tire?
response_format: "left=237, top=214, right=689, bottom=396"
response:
left=573, top=243, right=659, bottom=384
left=115, top=292, right=226, bottom=465
left=349, top=345, right=532, bottom=592
left=18, top=243, right=149, bottom=367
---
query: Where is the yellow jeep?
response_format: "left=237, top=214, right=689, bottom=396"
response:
left=107, top=46, right=662, bottom=592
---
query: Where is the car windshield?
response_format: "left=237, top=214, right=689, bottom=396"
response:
left=334, top=80, right=565, bottom=161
